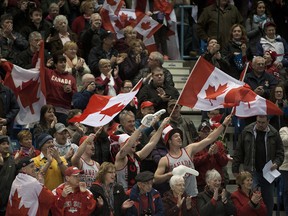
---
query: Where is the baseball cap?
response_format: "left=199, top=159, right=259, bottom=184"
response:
left=55, top=123, right=68, bottom=133
left=162, top=125, right=183, bottom=144
left=65, top=166, right=84, bottom=176
left=135, top=171, right=154, bottom=182
left=141, top=101, right=154, bottom=109
left=16, top=156, right=34, bottom=170
left=198, top=121, right=211, bottom=132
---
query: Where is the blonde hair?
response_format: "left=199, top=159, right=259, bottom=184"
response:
left=98, top=59, right=111, bottom=68
left=236, top=171, right=252, bottom=187
left=80, top=0, right=95, bottom=14
left=17, top=130, right=32, bottom=142
left=95, top=162, right=115, bottom=183
left=63, top=41, right=78, bottom=52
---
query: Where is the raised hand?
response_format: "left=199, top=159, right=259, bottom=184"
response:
left=177, top=195, right=185, bottom=208
left=79, top=182, right=87, bottom=192
left=64, top=147, right=74, bottom=160
left=122, top=199, right=134, bottom=209
left=186, top=196, right=192, bottom=210
left=62, top=185, right=73, bottom=197
left=96, top=196, right=104, bottom=207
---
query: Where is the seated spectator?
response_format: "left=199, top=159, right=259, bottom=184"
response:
left=231, top=171, right=267, bottom=216
left=71, top=134, right=100, bottom=189
left=6, top=157, right=55, bottom=215
left=46, top=15, right=78, bottom=56
left=80, top=13, right=106, bottom=61
left=32, top=133, right=68, bottom=190
left=0, top=13, right=28, bottom=63
left=95, top=59, right=122, bottom=96
left=193, top=121, right=229, bottom=192
left=71, top=0, right=95, bottom=37
left=114, top=25, right=138, bottom=54
left=162, top=175, right=198, bottom=216
left=52, top=166, right=96, bottom=215
left=33, top=104, right=57, bottom=140
left=40, top=0, right=69, bottom=18
left=138, top=66, right=179, bottom=112
left=14, top=130, right=40, bottom=160
left=119, top=39, right=148, bottom=81
left=0, top=135, right=16, bottom=215
left=264, top=50, right=281, bottom=80
left=53, top=123, right=79, bottom=162
left=44, top=3, right=59, bottom=26
left=197, top=169, right=236, bottom=216
left=88, top=31, right=118, bottom=77
left=126, top=171, right=164, bottom=215
left=90, top=162, right=133, bottom=216
left=63, top=41, right=91, bottom=91
left=19, top=7, right=51, bottom=40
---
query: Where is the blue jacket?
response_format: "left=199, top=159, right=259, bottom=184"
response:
left=126, top=184, right=164, bottom=216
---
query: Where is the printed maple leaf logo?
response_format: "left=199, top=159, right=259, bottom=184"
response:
left=223, top=87, right=257, bottom=108
left=100, top=103, right=125, bottom=121
left=6, top=189, right=30, bottom=215
left=205, top=83, right=228, bottom=106
left=107, top=0, right=117, bottom=6
left=115, top=19, right=123, bottom=30
left=141, top=21, right=151, bottom=30
left=18, top=79, right=40, bottom=114
left=119, top=13, right=128, bottom=23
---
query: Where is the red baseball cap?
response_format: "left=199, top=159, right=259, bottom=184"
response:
left=141, top=101, right=154, bottom=109
left=65, top=166, right=84, bottom=176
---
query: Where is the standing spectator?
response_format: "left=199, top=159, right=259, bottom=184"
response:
left=32, top=133, right=68, bottom=190
left=197, top=169, right=236, bottom=216
left=154, top=115, right=231, bottom=196
left=232, top=115, right=284, bottom=216
left=264, top=50, right=281, bottom=80
left=40, top=0, right=69, bottom=18
left=71, top=134, right=100, bottom=189
left=52, top=166, right=96, bottom=215
left=114, top=25, right=137, bottom=54
left=0, top=73, right=19, bottom=136
left=162, top=175, right=198, bottom=216
left=0, top=135, right=16, bottom=215
left=197, top=0, right=243, bottom=47
left=127, top=171, right=164, bottom=216
left=138, top=66, right=179, bottom=112
left=231, top=171, right=267, bottom=216
left=90, top=162, right=133, bottom=216
left=193, top=121, right=229, bottom=192
left=245, top=0, right=273, bottom=56
left=0, top=13, right=28, bottom=63
left=44, top=3, right=59, bottom=26
left=6, top=157, right=55, bottom=216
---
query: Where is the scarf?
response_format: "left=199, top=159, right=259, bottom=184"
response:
left=253, top=14, right=267, bottom=23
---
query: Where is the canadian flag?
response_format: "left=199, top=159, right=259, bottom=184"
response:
left=70, top=80, right=142, bottom=127
left=133, top=14, right=162, bottom=39
left=3, top=42, right=46, bottom=125
left=178, top=57, right=282, bottom=117
left=102, top=0, right=124, bottom=15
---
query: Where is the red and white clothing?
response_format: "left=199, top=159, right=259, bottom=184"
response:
left=6, top=173, right=55, bottom=216
left=166, top=148, right=198, bottom=196
left=52, top=183, right=96, bottom=216
left=80, top=158, right=99, bottom=189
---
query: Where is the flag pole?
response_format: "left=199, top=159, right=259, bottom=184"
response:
left=169, top=56, right=203, bottom=118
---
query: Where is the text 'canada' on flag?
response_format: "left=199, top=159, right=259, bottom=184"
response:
left=69, top=80, right=142, bottom=127
left=178, top=57, right=282, bottom=117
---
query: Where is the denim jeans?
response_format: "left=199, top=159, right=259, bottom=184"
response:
left=252, top=171, right=274, bottom=216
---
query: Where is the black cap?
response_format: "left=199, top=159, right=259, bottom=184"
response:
left=198, top=120, right=211, bottom=132
left=0, top=135, right=9, bottom=144
left=16, top=156, right=34, bottom=170
left=36, top=133, right=53, bottom=150
left=100, top=31, right=114, bottom=40
left=135, top=171, right=154, bottom=183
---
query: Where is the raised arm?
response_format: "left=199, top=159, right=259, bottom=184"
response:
left=186, top=114, right=232, bottom=156
left=137, top=117, right=170, bottom=160
left=154, top=156, right=173, bottom=184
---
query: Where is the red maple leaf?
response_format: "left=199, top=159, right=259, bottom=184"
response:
left=223, top=87, right=257, bottom=108
left=6, top=189, right=30, bottom=215
left=107, top=0, right=117, bottom=6
left=119, top=13, right=128, bottom=23
left=115, top=19, right=123, bottom=30
left=141, top=21, right=151, bottom=30
left=205, top=83, right=228, bottom=105
left=99, top=103, right=125, bottom=121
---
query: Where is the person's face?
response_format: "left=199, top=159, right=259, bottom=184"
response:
left=24, top=163, right=37, bottom=178
left=49, top=6, right=59, bottom=18
left=252, top=58, right=265, bottom=75
left=263, top=52, right=272, bottom=64
left=65, top=46, right=77, bottom=59
left=207, top=39, right=218, bottom=51
left=55, top=130, right=69, bottom=145
left=20, top=136, right=33, bottom=148
left=169, top=133, right=182, bottom=148
left=90, top=15, right=102, bottom=29
left=67, top=174, right=81, bottom=187
left=138, top=180, right=153, bottom=194
left=122, top=115, right=135, bottom=134
left=207, top=177, right=221, bottom=191
left=171, top=178, right=185, bottom=196
left=55, top=60, right=67, bottom=73
left=133, top=43, right=143, bottom=55
left=121, top=81, right=133, bottom=93
left=256, top=116, right=269, bottom=131
left=199, top=127, right=211, bottom=139
left=85, top=141, right=95, bottom=156
left=152, top=69, right=164, bottom=86
left=232, top=26, right=242, bottom=41
left=30, top=36, right=42, bottom=49
left=1, top=19, right=13, bottom=31
left=104, top=168, right=116, bottom=185
left=99, top=63, right=111, bottom=75
left=125, top=30, right=137, bottom=41
left=0, top=141, right=10, bottom=155
left=219, top=0, right=229, bottom=7
left=167, top=104, right=181, bottom=119
left=41, top=140, right=54, bottom=154
left=275, top=87, right=284, bottom=100
left=241, top=176, right=253, bottom=191
left=84, top=4, right=95, bottom=16
left=256, top=2, right=266, bottom=16
left=265, top=26, right=276, bottom=39
left=31, top=11, right=42, bottom=24
left=147, top=55, right=158, bottom=68
left=141, top=106, right=155, bottom=116
left=56, top=20, right=68, bottom=32
left=44, top=108, right=55, bottom=122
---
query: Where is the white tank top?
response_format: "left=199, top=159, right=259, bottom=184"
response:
left=80, top=158, right=99, bottom=189
left=166, top=148, right=198, bottom=196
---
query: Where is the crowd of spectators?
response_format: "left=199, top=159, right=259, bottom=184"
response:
left=0, top=0, right=288, bottom=216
